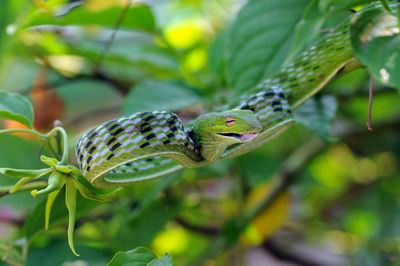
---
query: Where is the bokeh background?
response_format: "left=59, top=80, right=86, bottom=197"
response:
left=1, top=0, right=400, bottom=265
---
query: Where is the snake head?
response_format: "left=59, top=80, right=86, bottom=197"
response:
left=193, top=109, right=262, bottom=161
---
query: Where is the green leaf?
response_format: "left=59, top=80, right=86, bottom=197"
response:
left=27, top=240, right=111, bottom=266
left=148, top=254, right=173, bottom=266
left=55, top=79, right=122, bottom=120
left=226, top=0, right=310, bottom=95
left=24, top=4, right=156, bottom=32
left=107, top=247, right=173, bottom=266
left=294, top=95, right=338, bottom=142
left=208, top=29, right=228, bottom=77
left=284, top=0, right=325, bottom=65
left=285, top=0, right=375, bottom=65
left=350, top=8, right=400, bottom=90
left=122, top=80, right=201, bottom=114
left=0, top=91, right=34, bottom=128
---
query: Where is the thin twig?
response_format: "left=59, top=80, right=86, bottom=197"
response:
left=175, top=217, right=219, bottom=236
left=367, top=75, right=373, bottom=131
left=95, top=0, right=134, bottom=69
left=263, top=239, right=324, bottom=266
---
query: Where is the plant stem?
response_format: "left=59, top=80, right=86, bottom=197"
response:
left=380, top=0, right=392, bottom=12
left=0, top=180, right=48, bottom=197
left=0, top=127, right=69, bottom=163
left=46, top=127, right=69, bottom=164
left=0, top=128, right=44, bottom=139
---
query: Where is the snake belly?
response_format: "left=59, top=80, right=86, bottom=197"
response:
left=75, top=4, right=383, bottom=187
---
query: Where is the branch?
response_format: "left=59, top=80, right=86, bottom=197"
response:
left=95, top=0, right=133, bottom=69
left=263, top=239, right=324, bottom=266
left=192, top=138, right=326, bottom=265
left=175, top=217, right=219, bottom=236
left=380, top=0, right=392, bottom=12
left=244, top=139, right=325, bottom=224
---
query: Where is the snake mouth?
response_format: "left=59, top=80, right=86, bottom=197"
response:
left=217, top=132, right=259, bottom=142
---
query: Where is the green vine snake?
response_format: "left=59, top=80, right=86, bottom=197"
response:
left=75, top=3, right=394, bottom=188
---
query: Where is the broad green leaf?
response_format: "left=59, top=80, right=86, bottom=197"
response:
left=0, top=91, right=34, bottom=128
left=25, top=4, right=156, bottom=32
left=284, top=0, right=326, bottom=65
left=55, top=79, right=122, bottom=120
left=350, top=9, right=400, bottom=90
left=294, top=95, right=338, bottom=142
left=279, top=0, right=375, bottom=66
left=226, top=0, right=310, bottom=95
left=208, top=29, right=228, bottom=77
left=28, top=31, right=179, bottom=83
left=122, top=80, right=201, bottom=114
left=0, top=134, right=47, bottom=210
left=0, top=60, right=63, bottom=93
left=148, top=253, right=173, bottom=266
left=318, top=0, right=375, bottom=13
left=107, top=247, right=173, bottom=266
left=27, top=240, right=110, bottom=266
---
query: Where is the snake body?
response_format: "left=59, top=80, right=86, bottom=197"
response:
left=75, top=4, right=386, bottom=188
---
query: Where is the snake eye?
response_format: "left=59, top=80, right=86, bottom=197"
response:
left=225, top=117, right=236, bottom=127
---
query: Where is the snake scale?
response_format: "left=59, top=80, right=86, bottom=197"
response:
left=75, top=3, right=390, bottom=188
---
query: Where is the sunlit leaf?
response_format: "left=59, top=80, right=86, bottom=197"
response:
left=284, top=0, right=326, bottom=65
left=350, top=8, right=400, bottom=90
left=285, top=0, right=375, bottom=64
left=25, top=4, right=156, bottom=32
left=226, top=0, right=310, bottom=95
left=0, top=91, right=34, bottom=128
left=107, top=247, right=173, bottom=266
left=148, top=253, right=173, bottom=266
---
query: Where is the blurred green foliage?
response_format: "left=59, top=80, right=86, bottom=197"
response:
left=0, top=0, right=400, bottom=265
